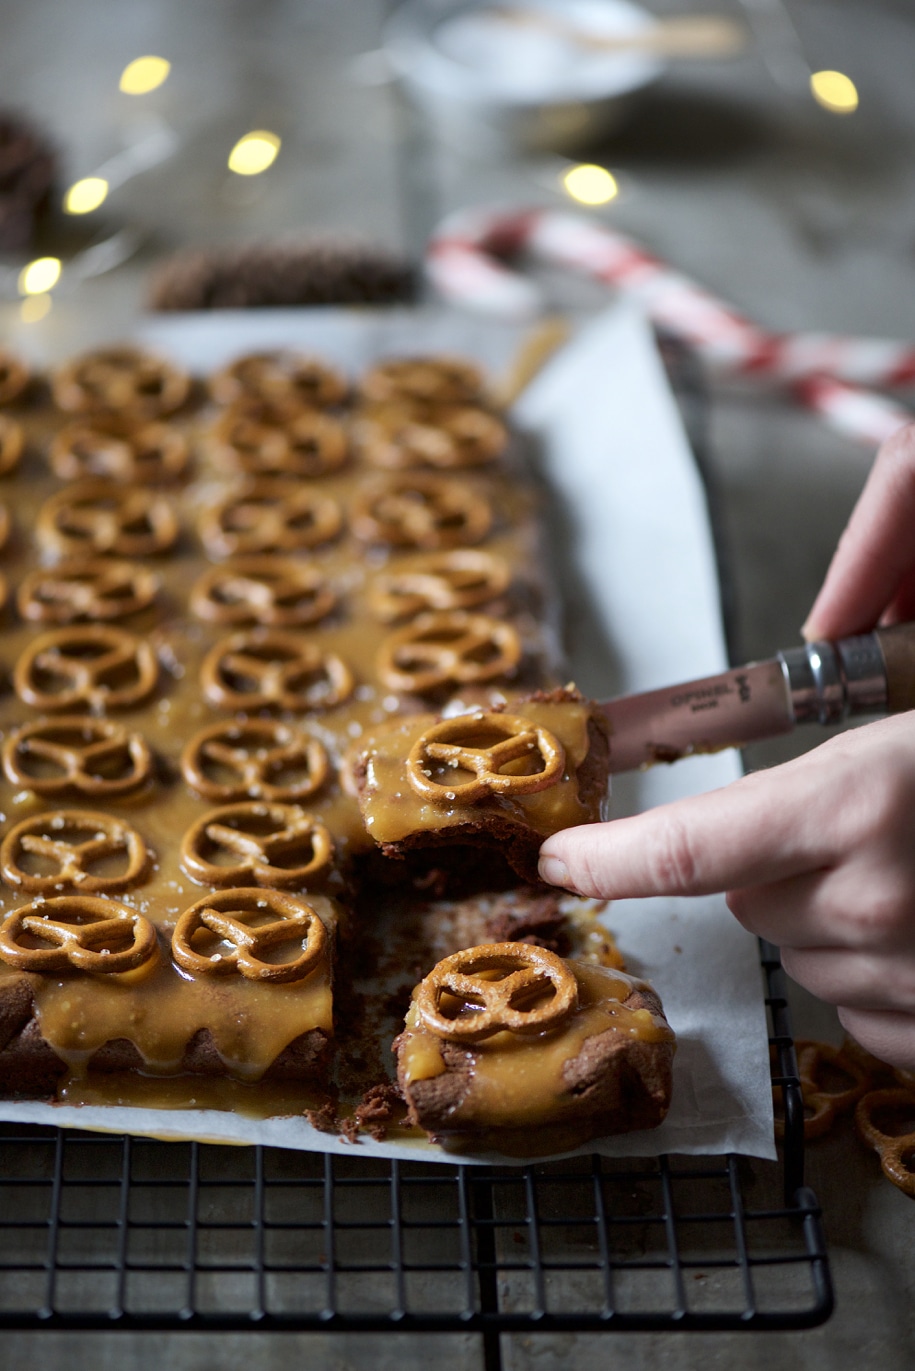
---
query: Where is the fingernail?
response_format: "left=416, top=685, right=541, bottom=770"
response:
left=538, top=854, right=569, bottom=887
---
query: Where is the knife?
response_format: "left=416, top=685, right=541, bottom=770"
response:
left=602, top=623, right=915, bottom=773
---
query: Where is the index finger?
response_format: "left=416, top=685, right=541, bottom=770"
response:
left=538, top=762, right=838, bottom=900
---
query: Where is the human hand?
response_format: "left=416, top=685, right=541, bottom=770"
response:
left=804, top=421, right=915, bottom=639
left=538, top=714, right=915, bottom=1070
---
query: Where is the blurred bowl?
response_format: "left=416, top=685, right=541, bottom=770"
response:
left=384, top=0, right=666, bottom=154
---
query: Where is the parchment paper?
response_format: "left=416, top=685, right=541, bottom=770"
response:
left=0, top=304, right=775, bottom=1162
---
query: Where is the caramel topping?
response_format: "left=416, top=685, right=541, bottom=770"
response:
left=190, top=557, right=337, bottom=628
left=180, top=803, right=334, bottom=889
left=0, top=413, right=24, bottom=475
left=52, top=346, right=190, bottom=419
left=0, top=895, right=158, bottom=976
left=171, top=887, right=328, bottom=985
left=37, top=480, right=180, bottom=558
left=2, top=715, right=155, bottom=799
left=13, top=624, right=160, bottom=712
left=199, top=479, right=343, bottom=557
left=407, top=712, right=564, bottom=804
left=200, top=629, right=355, bottom=713
left=416, top=942, right=578, bottom=1042
left=17, top=558, right=160, bottom=624
left=401, top=962, right=674, bottom=1131
left=369, top=550, right=511, bottom=623
left=181, top=719, right=330, bottom=803
left=0, top=808, right=150, bottom=895
left=352, top=698, right=601, bottom=845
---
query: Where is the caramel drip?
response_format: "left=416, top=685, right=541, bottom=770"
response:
left=400, top=962, right=673, bottom=1129
left=1, top=892, right=337, bottom=1084
left=357, top=700, right=599, bottom=844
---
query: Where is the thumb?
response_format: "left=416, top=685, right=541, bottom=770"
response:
left=538, top=765, right=834, bottom=900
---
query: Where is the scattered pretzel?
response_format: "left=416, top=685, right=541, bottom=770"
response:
left=181, top=719, right=330, bottom=803
left=17, top=558, right=160, bottom=624
left=49, top=419, right=190, bottom=484
left=0, top=502, right=11, bottom=551
left=376, top=610, right=521, bottom=694
left=351, top=474, right=492, bottom=550
left=209, top=351, right=348, bottom=410
left=774, top=1039, right=871, bottom=1141
left=359, top=356, right=485, bottom=408
left=212, top=406, right=349, bottom=479
left=355, top=403, right=507, bottom=470
left=415, top=942, right=578, bottom=1042
left=0, top=414, right=24, bottom=475
left=180, top=802, right=334, bottom=889
left=52, top=346, right=190, bottom=419
left=855, top=1088, right=915, bottom=1198
left=201, top=629, right=354, bottom=712
left=190, top=557, right=336, bottom=628
left=0, top=809, right=150, bottom=894
left=0, top=895, right=158, bottom=976
left=199, top=479, right=343, bottom=558
left=0, top=349, right=30, bottom=406
left=2, top=715, right=154, bottom=798
left=13, top=625, right=159, bottom=711
left=37, top=479, right=180, bottom=558
left=407, top=712, right=565, bottom=804
left=368, top=550, right=511, bottom=622
left=171, top=887, right=327, bottom=984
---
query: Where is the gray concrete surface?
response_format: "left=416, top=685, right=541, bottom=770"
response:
left=1, top=0, right=913, bottom=1366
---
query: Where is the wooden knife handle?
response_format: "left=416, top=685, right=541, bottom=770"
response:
left=876, top=624, right=915, bottom=713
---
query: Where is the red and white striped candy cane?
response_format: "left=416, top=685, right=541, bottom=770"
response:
left=427, top=206, right=913, bottom=447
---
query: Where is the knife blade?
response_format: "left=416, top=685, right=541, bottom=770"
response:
left=601, top=622, right=915, bottom=774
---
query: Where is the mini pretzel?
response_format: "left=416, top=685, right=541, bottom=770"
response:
left=855, top=1088, right=915, bottom=1198
left=181, top=719, right=330, bottom=803
left=0, top=895, right=158, bottom=976
left=0, top=348, right=30, bottom=406
left=1, top=809, right=150, bottom=894
left=415, top=942, right=578, bottom=1042
left=0, top=501, right=11, bottom=551
left=2, top=715, right=154, bottom=798
left=0, top=414, right=24, bottom=475
left=49, top=420, right=190, bottom=484
left=180, top=802, right=334, bottom=889
left=199, top=480, right=343, bottom=558
left=355, top=403, right=507, bottom=471
left=774, top=1039, right=871, bottom=1141
left=37, top=480, right=179, bottom=558
left=212, top=407, right=349, bottom=479
left=376, top=610, right=521, bottom=694
left=52, top=346, right=190, bottom=419
left=171, top=887, right=327, bottom=984
left=351, top=474, right=492, bottom=550
left=14, top=625, right=159, bottom=711
left=17, top=558, right=160, bottom=624
left=201, top=629, right=354, bottom=713
left=359, top=356, right=485, bottom=408
left=407, top=712, right=565, bottom=804
left=209, top=351, right=348, bottom=410
left=368, top=550, right=511, bottom=622
left=190, top=557, right=336, bottom=628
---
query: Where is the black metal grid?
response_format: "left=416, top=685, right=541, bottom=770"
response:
left=0, top=946, right=831, bottom=1337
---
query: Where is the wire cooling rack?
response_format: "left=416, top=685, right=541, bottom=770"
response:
left=0, top=944, right=832, bottom=1350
